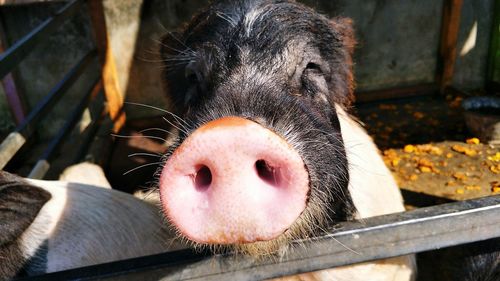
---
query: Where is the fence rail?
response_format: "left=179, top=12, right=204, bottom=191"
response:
left=0, top=49, right=97, bottom=169
left=16, top=194, right=500, bottom=281
left=0, top=0, right=83, bottom=79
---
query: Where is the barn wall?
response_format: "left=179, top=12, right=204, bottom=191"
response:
left=0, top=0, right=495, bottom=132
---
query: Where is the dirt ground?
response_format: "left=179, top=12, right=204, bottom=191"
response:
left=355, top=94, right=499, bottom=208
left=355, top=93, right=499, bottom=281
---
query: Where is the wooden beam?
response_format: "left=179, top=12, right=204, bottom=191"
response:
left=87, top=0, right=125, bottom=133
left=437, top=0, right=464, bottom=94
left=487, top=0, right=500, bottom=88
left=355, top=83, right=438, bottom=103
left=486, top=80, right=500, bottom=93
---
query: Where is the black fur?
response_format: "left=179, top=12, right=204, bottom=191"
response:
left=15, top=240, right=49, bottom=278
left=418, top=238, right=500, bottom=281
left=160, top=0, right=356, bottom=252
left=0, top=171, right=51, bottom=280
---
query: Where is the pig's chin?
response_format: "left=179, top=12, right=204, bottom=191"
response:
left=158, top=116, right=310, bottom=246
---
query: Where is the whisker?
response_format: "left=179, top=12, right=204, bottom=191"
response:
left=111, top=133, right=167, bottom=143
left=143, top=47, right=163, bottom=56
left=163, top=62, right=192, bottom=72
left=125, top=102, right=191, bottom=129
left=156, top=39, right=195, bottom=57
left=330, top=236, right=361, bottom=255
left=162, top=57, right=195, bottom=63
left=163, top=117, right=188, bottom=135
left=154, top=36, right=196, bottom=58
left=123, top=162, right=164, bottom=175
left=128, top=152, right=162, bottom=158
left=138, top=55, right=194, bottom=63
left=139, top=127, right=171, bottom=133
left=164, top=31, right=193, bottom=51
left=154, top=17, right=168, bottom=32
left=344, top=141, right=366, bottom=150
left=138, top=128, right=179, bottom=140
left=215, top=11, right=237, bottom=27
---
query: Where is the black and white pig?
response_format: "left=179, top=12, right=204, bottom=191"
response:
left=0, top=0, right=420, bottom=280
left=0, top=167, right=185, bottom=280
left=156, top=0, right=415, bottom=279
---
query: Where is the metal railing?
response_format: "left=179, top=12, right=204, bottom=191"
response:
left=0, top=0, right=83, bottom=79
left=14, top=194, right=500, bottom=281
left=0, top=0, right=105, bottom=177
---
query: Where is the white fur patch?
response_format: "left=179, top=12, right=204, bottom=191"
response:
left=271, top=106, right=415, bottom=280
left=21, top=179, right=185, bottom=273
left=19, top=181, right=67, bottom=262
left=58, top=162, right=111, bottom=189
left=336, top=105, right=406, bottom=218
left=243, top=6, right=271, bottom=37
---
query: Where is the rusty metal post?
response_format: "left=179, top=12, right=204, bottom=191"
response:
left=87, top=0, right=126, bottom=133
left=437, top=0, right=464, bottom=94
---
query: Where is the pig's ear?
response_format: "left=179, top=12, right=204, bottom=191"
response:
left=0, top=171, right=51, bottom=245
left=329, top=17, right=356, bottom=106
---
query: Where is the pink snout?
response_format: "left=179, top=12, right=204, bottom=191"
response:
left=159, top=117, right=309, bottom=244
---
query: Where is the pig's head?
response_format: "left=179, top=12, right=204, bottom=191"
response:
left=158, top=0, right=356, bottom=256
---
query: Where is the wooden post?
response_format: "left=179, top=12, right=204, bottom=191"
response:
left=437, top=0, right=464, bottom=94
left=87, top=0, right=126, bottom=132
left=487, top=0, right=500, bottom=91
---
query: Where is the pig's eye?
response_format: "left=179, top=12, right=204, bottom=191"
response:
left=184, top=61, right=205, bottom=105
left=304, top=62, right=323, bottom=75
left=185, top=62, right=203, bottom=84
left=300, top=62, right=327, bottom=97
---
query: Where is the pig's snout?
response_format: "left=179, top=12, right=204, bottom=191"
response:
left=159, top=117, right=309, bottom=244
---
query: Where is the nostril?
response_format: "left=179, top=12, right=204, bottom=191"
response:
left=255, top=159, right=281, bottom=187
left=194, top=165, right=212, bottom=190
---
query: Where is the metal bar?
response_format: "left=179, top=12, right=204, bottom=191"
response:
left=0, top=49, right=97, bottom=170
left=0, top=16, right=27, bottom=125
left=0, top=1, right=66, bottom=5
left=0, top=131, right=26, bottom=168
left=17, top=194, right=500, bottom=281
left=71, top=80, right=105, bottom=164
left=1, top=73, right=25, bottom=123
left=72, top=102, right=106, bottom=164
left=28, top=76, right=100, bottom=179
left=0, top=0, right=83, bottom=79
left=27, top=159, right=49, bottom=179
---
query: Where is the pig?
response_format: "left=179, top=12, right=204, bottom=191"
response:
left=0, top=170, right=183, bottom=280
left=156, top=0, right=416, bottom=279
left=0, top=1, right=494, bottom=279
left=2, top=0, right=414, bottom=277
